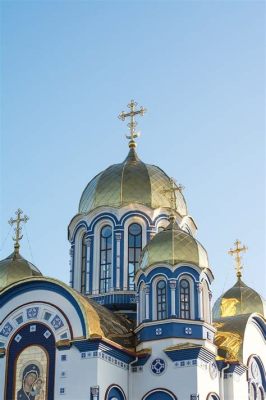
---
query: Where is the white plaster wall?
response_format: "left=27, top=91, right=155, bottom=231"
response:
left=196, top=362, right=219, bottom=399
left=54, top=346, right=98, bottom=400
left=243, top=317, right=266, bottom=367
left=97, top=358, right=128, bottom=400
left=223, top=373, right=248, bottom=400
left=131, top=340, right=217, bottom=400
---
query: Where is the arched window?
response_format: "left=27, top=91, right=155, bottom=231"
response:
left=99, top=226, right=112, bottom=293
left=81, top=235, right=87, bottom=293
left=157, top=280, right=167, bottom=320
left=180, top=279, right=191, bottom=319
left=128, top=223, right=142, bottom=290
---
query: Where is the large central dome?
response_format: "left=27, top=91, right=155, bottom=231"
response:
left=79, top=147, right=187, bottom=215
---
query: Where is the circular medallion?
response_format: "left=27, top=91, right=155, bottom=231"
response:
left=209, top=361, right=218, bottom=379
left=151, top=358, right=166, bottom=375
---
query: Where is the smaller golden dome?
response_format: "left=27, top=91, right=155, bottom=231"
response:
left=138, top=221, right=209, bottom=271
left=213, top=278, right=266, bottom=320
left=0, top=251, right=42, bottom=291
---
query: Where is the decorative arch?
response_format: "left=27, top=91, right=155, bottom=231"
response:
left=93, top=218, right=115, bottom=294
left=201, top=279, right=211, bottom=323
left=142, top=388, right=177, bottom=400
left=177, top=274, right=195, bottom=319
left=247, top=355, right=266, bottom=395
left=207, top=393, right=220, bottom=400
left=105, top=384, right=126, bottom=400
left=151, top=274, right=169, bottom=320
left=5, top=322, right=56, bottom=400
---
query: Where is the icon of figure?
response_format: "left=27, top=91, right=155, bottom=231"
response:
left=17, top=364, right=40, bottom=400
left=32, top=379, right=44, bottom=400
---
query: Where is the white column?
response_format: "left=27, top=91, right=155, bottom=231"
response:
left=208, top=291, right=212, bottom=323
left=90, top=386, right=99, bottom=400
left=136, top=294, right=140, bottom=325
left=169, top=280, right=177, bottom=317
left=85, top=238, right=92, bottom=293
left=69, top=247, right=74, bottom=287
left=115, top=232, right=122, bottom=290
left=197, top=282, right=203, bottom=320
left=145, top=285, right=150, bottom=320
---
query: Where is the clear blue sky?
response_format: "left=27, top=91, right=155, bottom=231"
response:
left=1, top=1, right=265, bottom=302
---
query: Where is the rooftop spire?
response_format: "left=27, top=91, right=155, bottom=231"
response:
left=163, top=178, right=185, bottom=223
left=8, top=209, right=29, bottom=258
left=228, top=239, right=248, bottom=279
left=118, top=99, right=147, bottom=148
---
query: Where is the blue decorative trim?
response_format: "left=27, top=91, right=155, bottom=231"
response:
left=137, top=265, right=200, bottom=283
left=252, top=316, right=266, bottom=339
left=136, top=321, right=208, bottom=343
left=131, top=353, right=151, bottom=366
left=106, top=385, right=126, bottom=400
left=216, top=361, right=247, bottom=376
left=0, top=280, right=86, bottom=336
left=91, top=293, right=136, bottom=309
left=73, top=339, right=135, bottom=364
left=165, top=346, right=215, bottom=363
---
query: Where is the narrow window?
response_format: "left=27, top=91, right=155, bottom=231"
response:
left=128, top=223, right=142, bottom=290
left=81, top=235, right=87, bottom=293
left=99, top=226, right=112, bottom=293
left=157, top=280, right=167, bottom=320
left=180, top=279, right=191, bottom=319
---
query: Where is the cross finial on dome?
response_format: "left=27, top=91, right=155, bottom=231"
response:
left=8, top=209, right=29, bottom=257
left=163, top=178, right=185, bottom=223
left=118, top=99, right=147, bottom=148
left=228, top=239, right=248, bottom=279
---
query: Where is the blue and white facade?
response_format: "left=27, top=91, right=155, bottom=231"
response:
left=0, top=141, right=265, bottom=400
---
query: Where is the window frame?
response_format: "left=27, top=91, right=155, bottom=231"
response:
left=179, top=278, right=191, bottom=319
left=99, top=225, right=113, bottom=294
left=157, top=279, right=167, bottom=320
left=127, top=223, right=142, bottom=290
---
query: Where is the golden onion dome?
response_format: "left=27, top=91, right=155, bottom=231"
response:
left=213, top=278, right=266, bottom=320
left=79, top=148, right=187, bottom=215
left=0, top=251, right=42, bottom=291
left=138, top=221, right=209, bottom=271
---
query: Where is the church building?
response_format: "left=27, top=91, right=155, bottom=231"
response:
left=0, top=100, right=265, bottom=400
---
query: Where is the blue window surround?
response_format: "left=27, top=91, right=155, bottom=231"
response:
left=5, top=323, right=56, bottom=400
left=157, top=280, right=167, bottom=320
left=128, top=223, right=142, bottom=291
left=81, top=234, right=87, bottom=293
left=136, top=321, right=212, bottom=343
left=99, top=226, right=113, bottom=293
left=137, top=266, right=200, bottom=321
left=105, top=385, right=126, bottom=400
left=70, top=211, right=169, bottom=298
left=142, top=389, right=177, bottom=400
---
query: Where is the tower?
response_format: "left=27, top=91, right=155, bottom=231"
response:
left=68, top=100, right=196, bottom=319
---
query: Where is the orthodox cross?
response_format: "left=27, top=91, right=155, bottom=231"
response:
left=228, top=239, right=248, bottom=279
left=8, top=209, right=29, bottom=255
left=163, top=178, right=185, bottom=221
left=118, top=100, right=147, bottom=148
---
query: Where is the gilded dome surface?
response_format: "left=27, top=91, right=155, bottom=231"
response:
left=0, top=251, right=42, bottom=291
left=79, top=148, right=187, bottom=215
left=138, top=221, right=209, bottom=271
left=213, top=278, right=266, bottom=320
